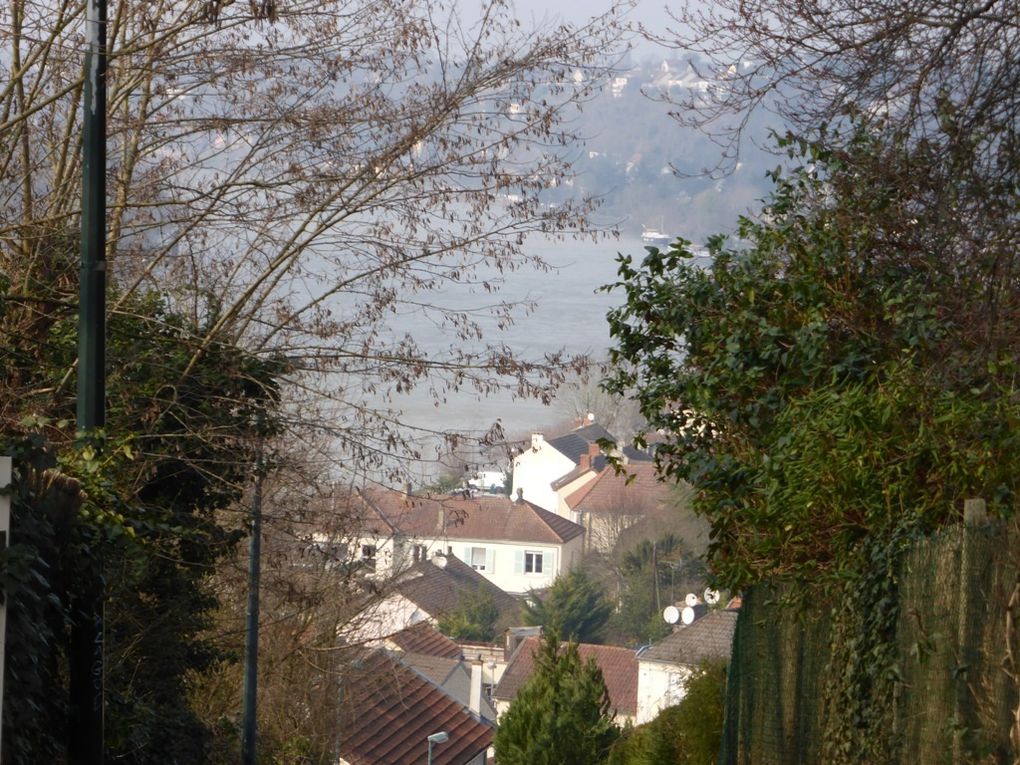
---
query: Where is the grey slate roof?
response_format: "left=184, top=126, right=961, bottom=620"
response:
left=546, top=424, right=614, bottom=463
left=638, top=610, right=738, bottom=666
left=394, top=554, right=521, bottom=631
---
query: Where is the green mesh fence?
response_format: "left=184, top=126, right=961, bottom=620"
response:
left=719, top=520, right=1020, bottom=765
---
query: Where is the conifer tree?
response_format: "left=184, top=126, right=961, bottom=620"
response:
left=494, top=630, right=620, bottom=765
left=522, top=568, right=613, bottom=643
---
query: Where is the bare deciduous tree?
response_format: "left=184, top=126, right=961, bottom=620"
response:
left=1, top=0, right=630, bottom=475
left=654, top=0, right=1020, bottom=171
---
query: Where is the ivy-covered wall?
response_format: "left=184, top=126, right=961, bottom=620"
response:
left=720, top=519, right=1020, bottom=765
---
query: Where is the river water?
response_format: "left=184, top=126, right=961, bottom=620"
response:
left=379, top=232, right=650, bottom=441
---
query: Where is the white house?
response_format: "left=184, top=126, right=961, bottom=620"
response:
left=511, top=423, right=613, bottom=513
left=350, top=488, right=585, bottom=594
left=559, top=460, right=669, bottom=553
left=635, top=609, right=738, bottom=723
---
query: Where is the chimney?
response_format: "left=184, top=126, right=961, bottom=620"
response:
left=579, top=442, right=600, bottom=472
left=515, top=488, right=524, bottom=502
left=402, top=481, right=412, bottom=497
left=530, top=433, right=543, bottom=451
left=469, top=660, right=483, bottom=716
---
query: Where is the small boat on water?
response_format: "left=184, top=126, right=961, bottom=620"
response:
left=641, top=227, right=671, bottom=247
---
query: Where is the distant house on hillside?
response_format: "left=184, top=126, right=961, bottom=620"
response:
left=511, top=422, right=614, bottom=513
left=492, top=635, right=640, bottom=725
left=635, top=608, right=738, bottom=723
left=549, top=442, right=608, bottom=522
left=349, top=488, right=585, bottom=594
left=560, top=461, right=669, bottom=553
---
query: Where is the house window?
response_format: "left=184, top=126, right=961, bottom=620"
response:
left=412, top=544, right=428, bottom=563
left=361, top=544, right=377, bottom=572
left=471, top=546, right=488, bottom=572
left=524, top=551, right=543, bottom=574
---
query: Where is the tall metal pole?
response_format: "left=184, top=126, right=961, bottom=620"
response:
left=79, top=0, right=107, bottom=431
left=72, top=0, right=107, bottom=762
left=241, top=449, right=264, bottom=765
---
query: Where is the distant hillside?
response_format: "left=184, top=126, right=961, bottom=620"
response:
left=544, top=55, right=783, bottom=245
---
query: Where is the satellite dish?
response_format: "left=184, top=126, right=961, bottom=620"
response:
left=432, top=554, right=448, bottom=569
left=663, top=605, right=680, bottom=624
left=704, top=588, right=721, bottom=605
left=682, top=604, right=708, bottom=625
left=586, top=412, right=595, bottom=422
left=685, top=592, right=700, bottom=607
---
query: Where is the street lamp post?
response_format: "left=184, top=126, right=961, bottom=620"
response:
left=426, top=731, right=449, bottom=765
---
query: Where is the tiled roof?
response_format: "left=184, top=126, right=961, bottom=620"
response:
left=547, top=423, right=614, bottom=464
left=393, top=555, right=521, bottom=631
left=398, top=652, right=462, bottom=686
left=338, top=649, right=494, bottom=765
left=638, top=610, right=738, bottom=666
left=492, top=637, right=639, bottom=718
left=358, top=489, right=584, bottom=544
left=565, top=462, right=667, bottom=514
left=387, top=621, right=463, bottom=660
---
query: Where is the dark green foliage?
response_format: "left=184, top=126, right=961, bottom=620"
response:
left=1, top=439, right=75, bottom=764
left=437, top=586, right=501, bottom=642
left=608, top=534, right=705, bottom=646
left=652, top=660, right=727, bottom=765
left=1, top=267, right=284, bottom=763
left=522, top=567, right=613, bottom=643
left=494, top=630, right=620, bottom=765
left=608, top=659, right=727, bottom=765
left=604, top=127, right=1020, bottom=591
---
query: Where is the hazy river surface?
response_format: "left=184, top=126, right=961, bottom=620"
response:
left=377, top=232, right=651, bottom=441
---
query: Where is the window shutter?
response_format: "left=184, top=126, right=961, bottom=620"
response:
left=514, top=549, right=524, bottom=575
left=548, top=548, right=557, bottom=576
left=486, top=548, right=495, bottom=573
left=463, top=546, right=472, bottom=564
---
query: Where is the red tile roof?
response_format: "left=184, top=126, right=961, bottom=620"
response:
left=387, top=622, right=463, bottom=660
left=564, top=462, right=668, bottom=515
left=357, top=488, right=584, bottom=544
left=491, top=637, right=639, bottom=718
left=339, top=649, right=494, bottom=765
